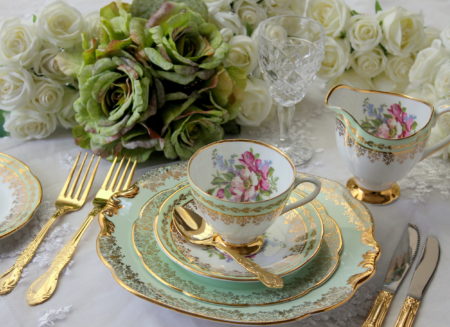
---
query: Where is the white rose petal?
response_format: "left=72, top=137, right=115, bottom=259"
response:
left=373, top=72, right=398, bottom=92
left=4, top=108, right=57, bottom=140
left=307, top=0, right=350, bottom=38
left=318, top=36, right=350, bottom=80
left=57, top=88, right=78, bottom=128
left=83, top=11, right=100, bottom=41
left=421, top=26, right=440, bottom=50
left=204, top=0, right=232, bottom=14
left=440, top=26, right=450, bottom=50
left=385, top=55, right=414, bottom=85
left=330, top=69, right=374, bottom=90
left=434, top=60, right=450, bottom=99
left=348, top=14, right=382, bottom=52
left=220, top=28, right=234, bottom=42
left=236, top=78, right=272, bottom=127
left=31, top=76, right=64, bottom=114
left=405, top=83, right=438, bottom=104
left=38, top=1, right=84, bottom=48
left=234, top=0, right=267, bottom=31
left=351, top=47, right=387, bottom=79
left=378, top=7, right=424, bottom=56
left=33, top=46, right=73, bottom=83
left=0, top=19, right=40, bottom=68
left=409, top=39, right=447, bottom=85
left=0, top=65, right=34, bottom=111
left=224, top=35, right=258, bottom=74
left=213, top=12, right=246, bottom=36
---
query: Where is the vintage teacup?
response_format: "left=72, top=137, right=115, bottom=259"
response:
left=326, top=85, right=450, bottom=204
left=187, top=139, right=321, bottom=245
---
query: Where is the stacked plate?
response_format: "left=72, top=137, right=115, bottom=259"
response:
left=97, top=162, right=380, bottom=324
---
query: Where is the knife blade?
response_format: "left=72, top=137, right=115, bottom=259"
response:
left=394, top=236, right=440, bottom=327
left=362, top=224, right=420, bottom=327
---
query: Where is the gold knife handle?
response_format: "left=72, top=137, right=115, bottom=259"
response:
left=26, top=206, right=102, bottom=305
left=0, top=208, right=70, bottom=295
left=362, top=289, right=395, bottom=327
left=394, top=296, right=421, bottom=327
left=213, top=240, right=283, bottom=289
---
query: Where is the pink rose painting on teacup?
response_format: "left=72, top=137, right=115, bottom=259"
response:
left=360, top=97, right=418, bottom=139
left=207, top=148, right=279, bottom=202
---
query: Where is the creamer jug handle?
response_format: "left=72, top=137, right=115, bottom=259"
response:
left=421, top=103, right=450, bottom=160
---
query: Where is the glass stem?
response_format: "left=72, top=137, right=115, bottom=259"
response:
left=278, top=104, right=295, bottom=144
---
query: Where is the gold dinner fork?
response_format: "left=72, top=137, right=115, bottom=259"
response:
left=0, top=153, right=100, bottom=295
left=26, top=156, right=137, bottom=305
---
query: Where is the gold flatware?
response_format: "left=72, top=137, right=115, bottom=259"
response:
left=0, top=153, right=100, bottom=295
left=362, top=224, right=420, bottom=327
left=173, top=206, right=284, bottom=289
left=394, top=236, right=440, bottom=327
left=26, top=157, right=137, bottom=305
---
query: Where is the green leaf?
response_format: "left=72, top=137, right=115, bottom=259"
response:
left=32, top=14, right=37, bottom=23
left=0, top=111, right=8, bottom=137
left=212, top=176, right=226, bottom=185
left=339, top=31, right=346, bottom=39
left=224, top=188, right=232, bottom=199
left=144, top=47, right=173, bottom=70
left=375, top=0, right=383, bottom=13
left=350, top=10, right=359, bottom=16
left=224, top=172, right=235, bottom=181
left=411, top=122, right=418, bottom=130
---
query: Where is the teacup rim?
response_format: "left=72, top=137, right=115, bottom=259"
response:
left=324, top=84, right=435, bottom=142
left=187, top=138, right=297, bottom=205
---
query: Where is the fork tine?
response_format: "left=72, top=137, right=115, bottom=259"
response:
left=114, top=158, right=131, bottom=192
left=101, top=156, right=118, bottom=190
left=66, top=153, right=88, bottom=198
left=123, top=160, right=137, bottom=189
left=77, top=156, right=101, bottom=202
left=114, top=158, right=137, bottom=192
left=73, top=154, right=94, bottom=200
left=59, top=153, right=81, bottom=197
left=108, top=157, right=125, bottom=191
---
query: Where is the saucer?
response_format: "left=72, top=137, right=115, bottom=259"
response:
left=0, top=153, right=42, bottom=239
left=98, top=162, right=379, bottom=324
left=154, top=184, right=324, bottom=281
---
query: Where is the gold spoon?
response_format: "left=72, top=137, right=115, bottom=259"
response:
left=173, top=206, right=284, bottom=289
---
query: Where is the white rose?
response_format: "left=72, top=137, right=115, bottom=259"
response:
left=348, top=15, right=382, bottom=52
left=377, top=7, right=424, bottom=56
left=236, top=78, right=272, bottom=126
left=421, top=26, right=440, bottom=50
left=83, top=11, right=100, bottom=41
left=0, top=19, right=40, bottom=68
left=33, top=46, right=73, bottom=83
left=213, top=12, right=246, bottom=36
left=351, top=47, right=387, bottom=79
left=318, top=36, right=350, bottom=80
left=434, top=60, right=450, bottom=99
left=440, top=26, right=450, bottom=50
left=0, top=65, right=34, bottom=111
left=264, top=0, right=294, bottom=16
left=203, top=0, right=232, bottom=14
left=307, top=0, right=350, bottom=38
left=405, top=83, right=438, bottom=104
left=234, top=0, right=267, bottom=31
left=57, top=88, right=78, bottom=128
left=4, top=107, right=57, bottom=140
left=330, top=69, right=374, bottom=90
left=31, top=76, right=64, bottom=114
left=372, top=72, right=398, bottom=92
left=408, top=39, right=447, bottom=85
left=224, top=35, right=258, bottom=74
left=429, top=110, right=450, bottom=159
left=385, top=55, right=414, bottom=85
left=220, top=28, right=234, bottom=42
left=37, top=1, right=84, bottom=48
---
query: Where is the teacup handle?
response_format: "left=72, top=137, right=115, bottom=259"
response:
left=281, top=177, right=321, bottom=215
left=421, top=103, right=450, bottom=160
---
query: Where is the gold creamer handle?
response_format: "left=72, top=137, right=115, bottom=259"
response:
left=421, top=104, right=450, bottom=160
left=362, top=289, right=395, bottom=327
left=394, top=296, right=421, bottom=327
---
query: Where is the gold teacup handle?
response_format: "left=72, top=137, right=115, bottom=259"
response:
left=281, top=177, right=321, bottom=215
left=421, top=103, right=450, bottom=160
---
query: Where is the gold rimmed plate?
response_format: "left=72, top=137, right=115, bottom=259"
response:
left=0, top=153, right=41, bottom=239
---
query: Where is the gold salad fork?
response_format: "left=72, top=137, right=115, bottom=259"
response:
left=0, top=153, right=100, bottom=295
left=26, top=157, right=137, bottom=305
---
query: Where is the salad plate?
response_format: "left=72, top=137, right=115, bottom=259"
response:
left=97, top=162, right=379, bottom=324
left=154, top=184, right=324, bottom=281
left=0, top=153, right=41, bottom=239
left=132, top=182, right=340, bottom=305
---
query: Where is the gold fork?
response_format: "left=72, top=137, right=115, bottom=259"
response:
left=0, top=153, right=100, bottom=295
left=26, top=157, right=137, bottom=305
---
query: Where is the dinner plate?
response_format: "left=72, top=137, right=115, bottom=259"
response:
left=97, top=162, right=379, bottom=324
left=0, top=153, right=41, bottom=239
left=132, top=181, right=341, bottom=306
left=154, top=184, right=324, bottom=281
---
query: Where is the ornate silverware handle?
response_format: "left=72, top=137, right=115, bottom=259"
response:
left=26, top=206, right=102, bottom=305
left=0, top=208, right=70, bottom=295
left=394, top=296, right=421, bottom=327
left=362, top=289, right=394, bottom=327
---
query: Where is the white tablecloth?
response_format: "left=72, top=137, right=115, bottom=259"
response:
left=1, top=1, right=449, bottom=326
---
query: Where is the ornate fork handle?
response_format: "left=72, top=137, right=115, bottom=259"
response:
left=0, top=207, right=71, bottom=295
left=26, top=206, right=103, bottom=305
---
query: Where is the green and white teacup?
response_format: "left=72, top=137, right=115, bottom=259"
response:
left=187, top=139, right=321, bottom=245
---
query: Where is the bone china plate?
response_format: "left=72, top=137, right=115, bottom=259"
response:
left=0, top=153, right=41, bottom=238
left=97, top=162, right=380, bottom=325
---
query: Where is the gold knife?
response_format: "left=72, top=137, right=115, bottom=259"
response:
left=394, top=236, right=440, bottom=327
left=362, top=224, right=420, bottom=327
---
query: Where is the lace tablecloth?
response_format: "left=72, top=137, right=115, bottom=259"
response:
left=1, top=0, right=450, bottom=326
